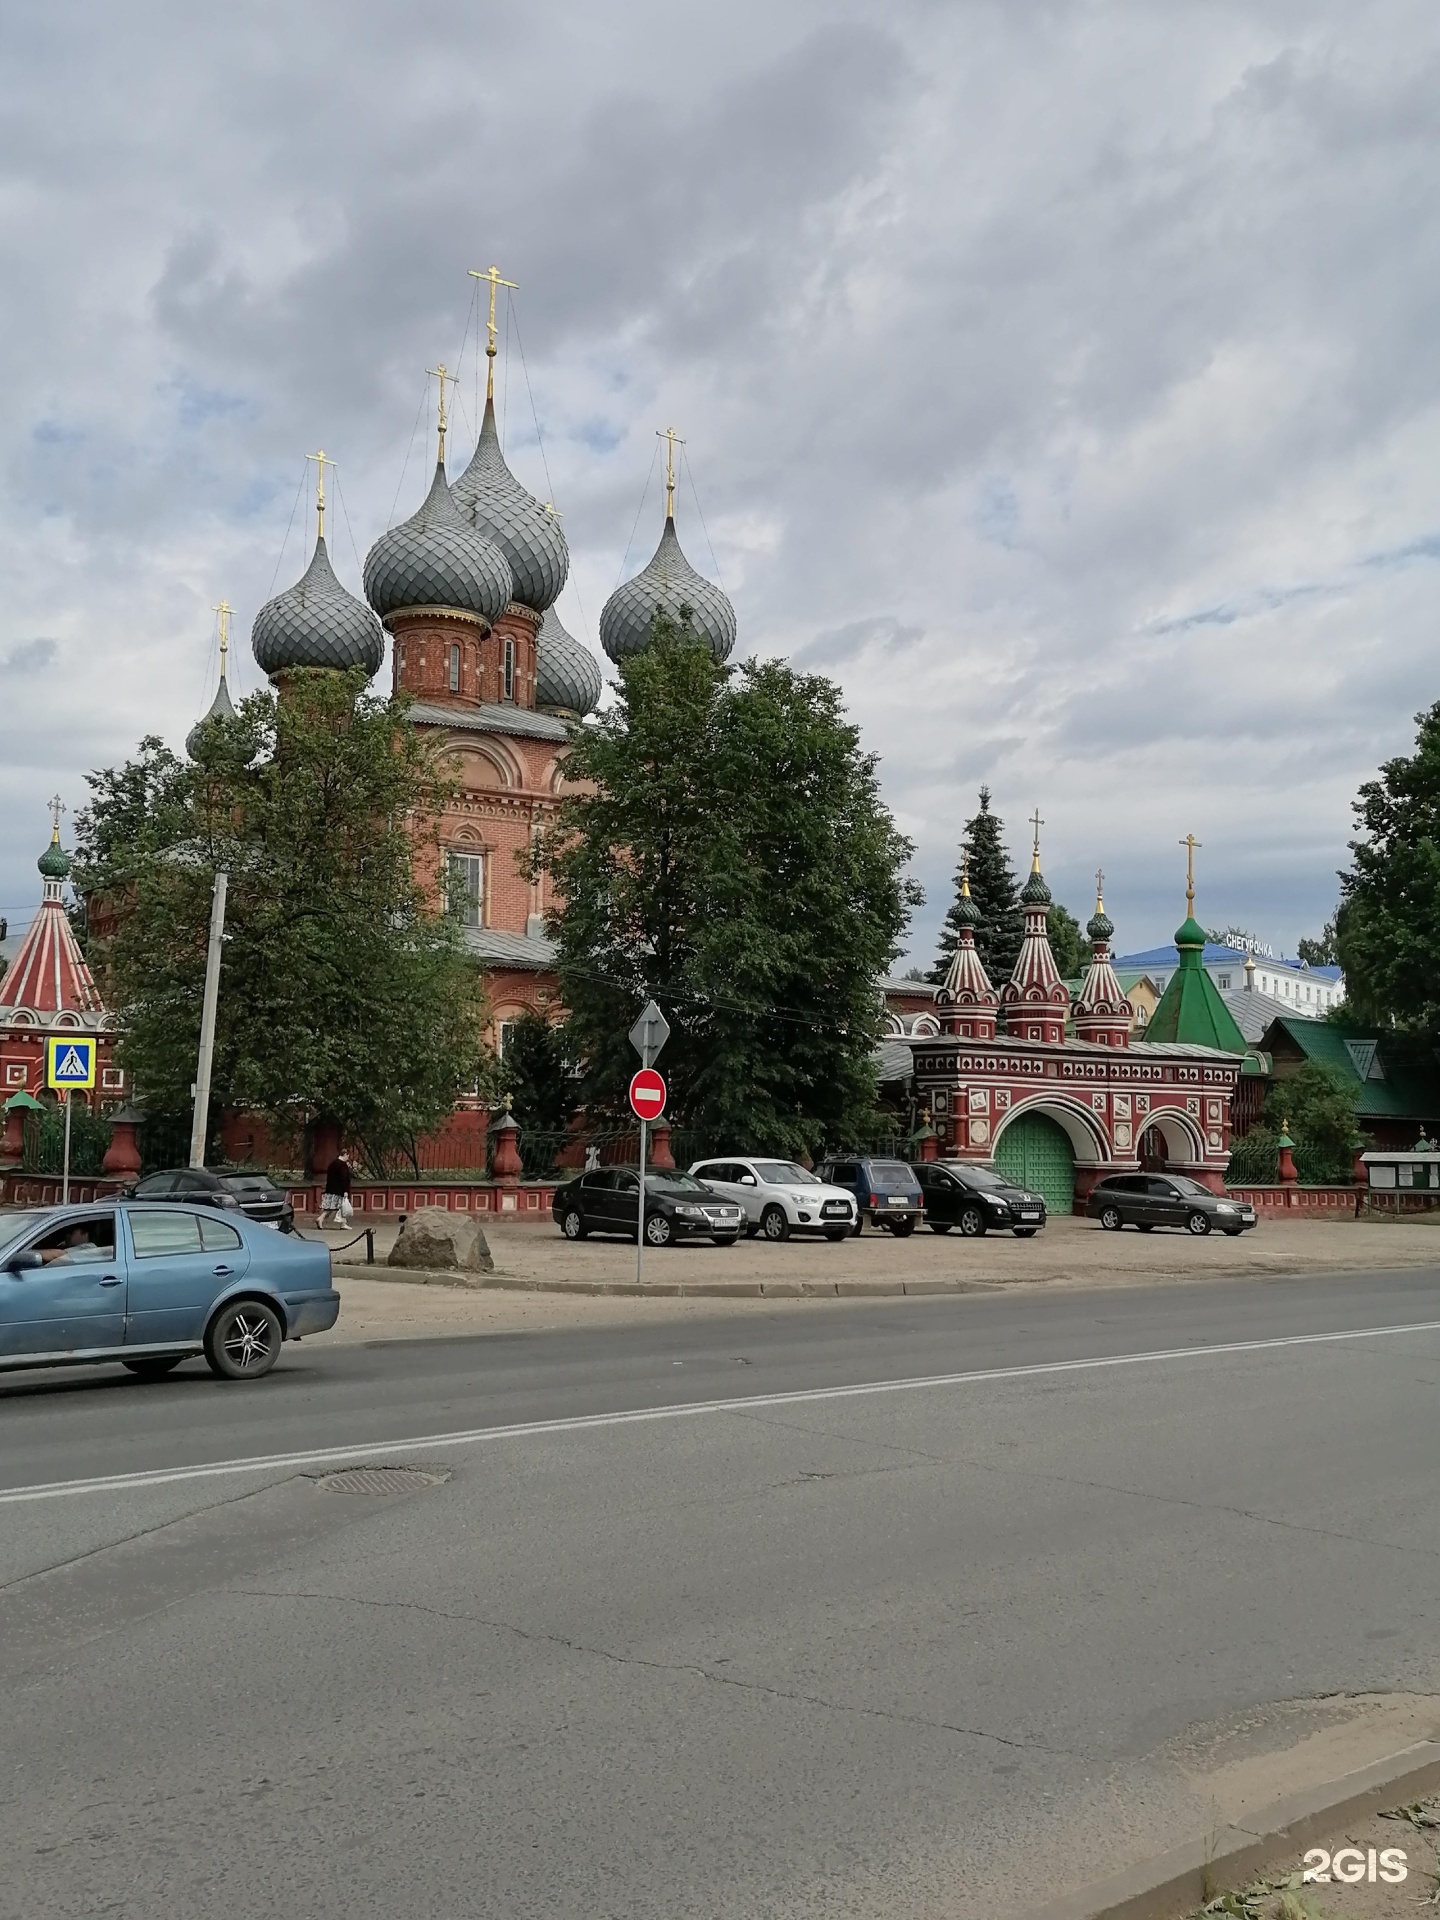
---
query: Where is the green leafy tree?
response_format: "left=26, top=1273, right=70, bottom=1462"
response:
left=74, top=670, right=494, bottom=1172
left=931, top=788, right=1023, bottom=984
left=1337, top=700, right=1440, bottom=1034
left=538, top=621, right=920, bottom=1156
left=502, top=1011, right=576, bottom=1133
left=1297, top=919, right=1338, bottom=967
left=1261, top=1061, right=1361, bottom=1178
left=1046, top=902, right=1090, bottom=980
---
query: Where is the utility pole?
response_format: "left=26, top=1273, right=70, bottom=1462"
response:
left=189, top=870, right=228, bottom=1169
left=61, top=1091, right=72, bottom=1207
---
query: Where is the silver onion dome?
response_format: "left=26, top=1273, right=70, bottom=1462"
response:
left=252, top=536, right=384, bottom=679
left=599, top=516, right=737, bottom=665
left=535, top=605, right=602, bottom=718
left=450, top=398, right=569, bottom=613
left=186, top=672, right=238, bottom=759
left=363, top=461, right=513, bottom=626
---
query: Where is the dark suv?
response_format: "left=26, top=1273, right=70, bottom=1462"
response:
left=1086, top=1173, right=1256, bottom=1237
left=814, top=1156, right=924, bottom=1235
left=125, top=1167, right=295, bottom=1232
left=911, top=1160, right=1047, bottom=1236
left=552, top=1168, right=745, bottom=1247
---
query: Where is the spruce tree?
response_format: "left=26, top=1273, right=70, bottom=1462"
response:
left=931, top=788, right=1024, bottom=984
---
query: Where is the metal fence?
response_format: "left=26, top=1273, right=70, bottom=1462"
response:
left=22, top=1107, right=112, bottom=1177
left=1223, top=1133, right=1355, bottom=1187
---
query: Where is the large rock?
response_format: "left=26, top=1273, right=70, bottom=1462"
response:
left=387, top=1207, right=494, bottom=1274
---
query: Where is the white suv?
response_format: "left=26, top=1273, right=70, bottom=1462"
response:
left=688, top=1157, right=857, bottom=1242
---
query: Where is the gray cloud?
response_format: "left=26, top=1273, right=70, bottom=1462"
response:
left=1, top=0, right=1438, bottom=969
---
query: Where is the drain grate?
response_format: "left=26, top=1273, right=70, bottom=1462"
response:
left=315, top=1465, right=450, bottom=1497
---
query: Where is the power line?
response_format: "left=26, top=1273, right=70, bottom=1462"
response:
left=331, top=467, right=367, bottom=582
left=615, top=440, right=661, bottom=588
left=267, top=462, right=308, bottom=597
left=387, top=379, right=431, bottom=529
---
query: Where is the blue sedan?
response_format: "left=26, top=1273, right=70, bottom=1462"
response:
left=0, top=1201, right=339, bottom=1381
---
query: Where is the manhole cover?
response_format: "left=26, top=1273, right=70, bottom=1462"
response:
left=315, top=1465, right=449, bottom=1496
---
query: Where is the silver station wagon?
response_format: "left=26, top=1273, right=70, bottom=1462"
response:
left=0, top=1201, right=340, bottom=1381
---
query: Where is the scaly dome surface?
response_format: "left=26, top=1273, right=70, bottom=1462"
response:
left=252, top=536, right=384, bottom=678
left=363, top=462, right=512, bottom=626
left=536, top=606, right=602, bottom=718
left=599, top=516, right=736, bottom=665
left=37, top=832, right=71, bottom=881
left=186, top=673, right=238, bottom=760
left=450, top=398, right=569, bottom=613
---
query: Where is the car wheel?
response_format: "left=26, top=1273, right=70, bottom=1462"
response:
left=761, top=1205, right=790, bottom=1242
left=929, top=1221, right=953, bottom=1234
left=1136, top=1223, right=1154, bottom=1233
left=712, top=1235, right=739, bottom=1248
left=122, top=1356, right=184, bottom=1378
left=891, top=1216, right=917, bottom=1237
left=1012, top=1228, right=1038, bottom=1238
left=1186, top=1210, right=1212, bottom=1236
left=644, top=1211, right=672, bottom=1248
left=958, top=1207, right=986, bottom=1237
left=1098, top=1205, right=1123, bottom=1231
left=1224, top=1228, right=1244, bottom=1237
left=824, top=1228, right=848, bottom=1242
left=204, top=1298, right=283, bottom=1381
left=561, top=1209, right=587, bottom=1241
left=851, top=1217, right=864, bottom=1236
left=745, top=1223, right=760, bottom=1239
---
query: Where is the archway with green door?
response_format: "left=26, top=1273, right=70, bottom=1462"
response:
left=993, top=1110, right=1076, bottom=1215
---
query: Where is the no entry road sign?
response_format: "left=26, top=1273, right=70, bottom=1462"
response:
left=628, top=1067, right=667, bottom=1122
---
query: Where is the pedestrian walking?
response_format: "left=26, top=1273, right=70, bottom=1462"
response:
left=318, top=1151, right=353, bottom=1230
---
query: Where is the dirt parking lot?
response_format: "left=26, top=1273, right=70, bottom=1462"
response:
left=320, top=1212, right=1440, bottom=1343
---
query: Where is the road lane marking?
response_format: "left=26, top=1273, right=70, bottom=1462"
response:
left=4, top=1315, right=1439, bottom=1506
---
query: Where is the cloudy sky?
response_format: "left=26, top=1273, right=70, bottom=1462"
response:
left=3, top=0, right=1438, bottom=969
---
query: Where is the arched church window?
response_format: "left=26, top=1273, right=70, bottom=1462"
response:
left=503, top=637, right=515, bottom=701
left=449, top=644, right=461, bottom=693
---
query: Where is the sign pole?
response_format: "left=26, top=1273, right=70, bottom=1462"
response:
left=61, top=1089, right=72, bottom=1207
left=637, top=1117, right=647, bottom=1285
left=189, top=870, right=228, bottom=1170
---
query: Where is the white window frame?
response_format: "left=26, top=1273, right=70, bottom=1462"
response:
left=449, top=643, right=461, bottom=693
left=447, top=851, right=484, bottom=929
left=503, top=637, right=515, bottom=701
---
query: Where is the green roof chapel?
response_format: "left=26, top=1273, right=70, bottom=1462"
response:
left=1145, top=836, right=1247, bottom=1052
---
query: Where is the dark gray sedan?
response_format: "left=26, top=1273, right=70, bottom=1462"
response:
left=1086, top=1173, right=1256, bottom=1237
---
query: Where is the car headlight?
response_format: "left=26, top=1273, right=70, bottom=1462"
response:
left=790, top=1193, right=810, bottom=1205
left=1215, top=1203, right=1237, bottom=1213
left=985, top=1196, right=1011, bottom=1211
left=676, top=1204, right=707, bottom=1219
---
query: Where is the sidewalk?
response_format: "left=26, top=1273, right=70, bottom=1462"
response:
left=310, top=1212, right=1440, bottom=1344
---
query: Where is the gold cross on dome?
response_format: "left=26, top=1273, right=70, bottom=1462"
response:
left=1029, top=806, right=1044, bottom=872
left=427, top=366, right=454, bottom=462
left=213, top=599, right=234, bottom=679
left=658, top=426, right=686, bottom=519
left=1179, top=833, right=1202, bottom=910
left=1094, top=866, right=1105, bottom=910
left=305, top=449, right=336, bottom=537
left=47, top=793, right=65, bottom=841
left=468, top=264, right=518, bottom=398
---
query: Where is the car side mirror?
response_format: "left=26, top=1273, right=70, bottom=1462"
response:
left=739, top=1174, right=757, bottom=1186
left=6, top=1250, right=44, bottom=1272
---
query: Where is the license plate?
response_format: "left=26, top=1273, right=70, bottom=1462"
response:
left=822, top=1202, right=847, bottom=1216
left=886, top=1196, right=909, bottom=1206
left=1019, top=1210, right=1040, bottom=1221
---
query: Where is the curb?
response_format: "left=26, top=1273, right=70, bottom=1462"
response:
left=1018, top=1739, right=1440, bottom=1920
left=331, top=1263, right=1005, bottom=1298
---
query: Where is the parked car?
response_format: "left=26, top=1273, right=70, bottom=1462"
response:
left=813, top=1156, right=924, bottom=1235
left=687, top=1157, right=857, bottom=1241
left=911, top=1160, right=1047, bottom=1236
left=1086, top=1173, right=1257, bottom=1237
left=0, top=1200, right=338, bottom=1380
left=551, top=1168, right=746, bottom=1247
left=124, top=1166, right=295, bottom=1232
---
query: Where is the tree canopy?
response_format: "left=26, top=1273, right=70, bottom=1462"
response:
left=1336, top=700, right=1440, bottom=1034
left=74, top=670, right=492, bottom=1170
left=931, top=788, right=1023, bottom=984
left=538, top=622, right=919, bottom=1156
left=1297, top=919, right=1338, bottom=967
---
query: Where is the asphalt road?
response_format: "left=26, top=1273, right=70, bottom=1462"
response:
left=3, top=1265, right=1440, bottom=1919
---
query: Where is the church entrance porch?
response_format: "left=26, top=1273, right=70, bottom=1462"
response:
left=993, top=1110, right=1076, bottom=1216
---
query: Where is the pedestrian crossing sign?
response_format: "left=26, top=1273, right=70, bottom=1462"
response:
left=46, top=1036, right=96, bottom=1090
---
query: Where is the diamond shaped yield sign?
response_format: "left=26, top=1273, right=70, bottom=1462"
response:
left=628, top=999, right=670, bottom=1065
left=628, top=1068, right=666, bottom=1122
